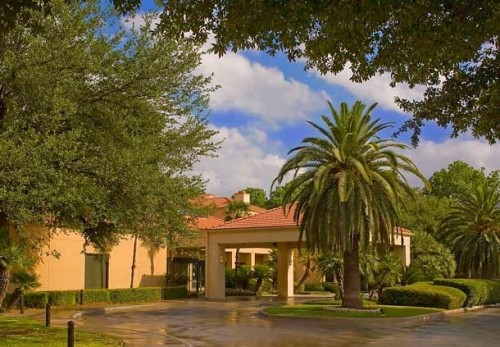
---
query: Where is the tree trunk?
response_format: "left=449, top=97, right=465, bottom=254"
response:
left=130, top=234, right=138, bottom=289
left=254, top=277, right=263, bottom=294
left=295, top=259, right=312, bottom=291
left=0, top=267, right=10, bottom=307
left=341, top=234, right=363, bottom=308
left=150, top=253, right=155, bottom=276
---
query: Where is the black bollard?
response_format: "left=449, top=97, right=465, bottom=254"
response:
left=20, top=293, right=24, bottom=314
left=67, top=321, right=75, bottom=347
left=80, top=289, right=84, bottom=305
left=45, top=303, right=51, bottom=327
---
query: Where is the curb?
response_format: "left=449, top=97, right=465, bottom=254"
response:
left=70, top=303, right=167, bottom=319
left=260, top=303, right=500, bottom=325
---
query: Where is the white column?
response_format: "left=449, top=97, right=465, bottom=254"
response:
left=250, top=251, right=256, bottom=267
left=277, top=243, right=294, bottom=300
left=205, top=242, right=225, bottom=300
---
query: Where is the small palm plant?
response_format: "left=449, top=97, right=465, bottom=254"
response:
left=7, top=269, right=40, bottom=310
left=11, top=269, right=40, bottom=293
left=250, top=265, right=272, bottom=294
left=0, top=228, right=30, bottom=307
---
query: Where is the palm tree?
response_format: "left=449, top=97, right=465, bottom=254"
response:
left=0, top=228, right=30, bottom=307
left=437, top=182, right=500, bottom=279
left=274, top=101, right=427, bottom=308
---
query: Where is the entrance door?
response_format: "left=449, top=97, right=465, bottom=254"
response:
left=84, top=254, right=108, bottom=289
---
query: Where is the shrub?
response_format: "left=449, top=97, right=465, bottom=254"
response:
left=23, top=292, right=49, bottom=308
left=162, top=286, right=189, bottom=300
left=165, top=273, right=189, bottom=286
left=248, top=278, right=257, bottom=293
left=294, top=282, right=305, bottom=293
left=434, top=279, right=500, bottom=307
left=225, top=288, right=254, bottom=296
left=82, top=289, right=111, bottom=304
left=225, top=268, right=236, bottom=288
left=109, top=287, right=161, bottom=303
left=322, top=282, right=340, bottom=297
left=48, top=290, right=79, bottom=306
left=304, top=282, right=325, bottom=292
left=234, top=265, right=252, bottom=290
left=379, top=283, right=466, bottom=309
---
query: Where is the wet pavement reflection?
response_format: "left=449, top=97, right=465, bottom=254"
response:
left=76, top=299, right=500, bottom=346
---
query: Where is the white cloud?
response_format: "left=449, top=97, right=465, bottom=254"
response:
left=194, top=126, right=286, bottom=197
left=405, top=139, right=500, bottom=185
left=312, top=64, right=426, bottom=114
left=198, top=52, right=328, bottom=123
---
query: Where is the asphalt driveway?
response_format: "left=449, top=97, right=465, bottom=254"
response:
left=69, top=299, right=500, bottom=346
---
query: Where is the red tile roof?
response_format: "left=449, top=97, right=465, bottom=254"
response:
left=210, top=205, right=413, bottom=236
left=192, top=216, right=225, bottom=229
left=210, top=206, right=298, bottom=230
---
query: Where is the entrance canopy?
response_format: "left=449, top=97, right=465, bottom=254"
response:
left=205, top=206, right=411, bottom=300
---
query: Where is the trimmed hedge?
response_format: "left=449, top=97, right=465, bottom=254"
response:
left=434, top=279, right=500, bottom=307
left=4, top=286, right=169, bottom=309
left=304, top=282, right=325, bottom=292
left=162, top=286, right=189, bottom=300
left=379, top=283, right=467, bottom=309
left=24, top=292, right=49, bottom=308
left=48, top=290, right=79, bottom=306
left=82, top=289, right=111, bottom=304
left=109, top=287, right=161, bottom=303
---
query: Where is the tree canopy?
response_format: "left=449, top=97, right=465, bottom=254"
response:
left=0, top=0, right=217, bottom=247
left=242, top=187, right=267, bottom=208
left=156, top=0, right=500, bottom=145
left=429, top=160, right=499, bottom=201
left=4, top=1, right=499, bottom=144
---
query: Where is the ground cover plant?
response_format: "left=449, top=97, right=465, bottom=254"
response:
left=264, top=305, right=441, bottom=318
left=0, top=316, right=122, bottom=346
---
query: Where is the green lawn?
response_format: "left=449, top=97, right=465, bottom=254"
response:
left=0, top=316, right=123, bottom=346
left=304, top=298, right=378, bottom=306
left=264, top=304, right=442, bottom=318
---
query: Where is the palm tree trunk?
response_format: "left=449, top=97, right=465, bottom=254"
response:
left=341, top=234, right=363, bottom=308
left=130, top=234, right=138, bottom=289
left=0, top=267, right=10, bottom=307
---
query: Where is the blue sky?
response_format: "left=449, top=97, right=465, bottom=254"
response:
left=121, top=3, right=500, bottom=197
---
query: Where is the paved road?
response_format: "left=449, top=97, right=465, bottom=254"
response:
left=74, top=299, right=500, bottom=346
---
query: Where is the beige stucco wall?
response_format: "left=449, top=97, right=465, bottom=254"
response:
left=11, top=225, right=166, bottom=291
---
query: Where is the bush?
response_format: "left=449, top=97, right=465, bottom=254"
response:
left=294, top=282, right=305, bottom=293
left=225, top=268, right=236, bottom=288
left=379, top=283, right=466, bottom=309
left=82, top=289, right=111, bottom=304
left=434, top=279, right=500, bottom=307
left=304, top=282, right=325, bottom=292
left=109, top=287, right=161, bottom=303
left=162, top=285, right=189, bottom=300
left=48, top=290, right=79, bottom=306
left=225, top=288, right=254, bottom=296
left=165, top=273, right=189, bottom=286
left=23, top=292, right=49, bottom=308
left=322, top=282, right=340, bottom=297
